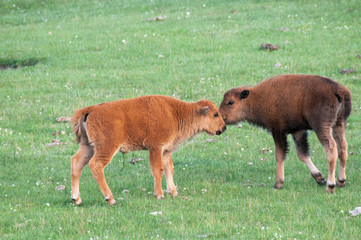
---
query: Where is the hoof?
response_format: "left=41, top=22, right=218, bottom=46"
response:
left=311, top=172, right=326, bottom=185
left=326, top=184, right=335, bottom=194
left=336, top=179, right=346, bottom=188
left=154, top=194, right=165, bottom=199
left=107, top=199, right=117, bottom=206
left=105, top=196, right=117, bottom=206
left=166, top=189, right=179, bottom=197
left=273, top=182, right=283, bottom=189
left=72, top=197, right=82, bottom=205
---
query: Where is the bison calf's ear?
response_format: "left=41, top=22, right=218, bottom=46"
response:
left=240, top=90, right=250, bottom=99
left=198, top=106, right=210, bottom=116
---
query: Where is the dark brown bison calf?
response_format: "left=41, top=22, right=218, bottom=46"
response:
left=71, top=95, right=226, bottom=205
left=219, top=74, right=352, bottom=193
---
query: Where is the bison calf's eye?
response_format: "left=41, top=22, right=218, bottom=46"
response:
left=214, top=112, right=219, bottom=117
left=228, top=101, right=234, bottom=105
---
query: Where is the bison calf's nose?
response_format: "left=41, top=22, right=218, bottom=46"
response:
left=216, top=125, right=227, bottom=135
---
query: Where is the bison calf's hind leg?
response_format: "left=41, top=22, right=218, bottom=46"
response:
left=71, top=144, right=93, bottom=205
left=333, top=124, right=348, bottom=187
left=315, top=128, right=338, bottom=193
left=291, top=131, right=326, bottom=185
left=150, top=148, right=165, bottom=199
left=163, top=153, right=178, bottom=197
left=88, top=151, right=117, bottom=205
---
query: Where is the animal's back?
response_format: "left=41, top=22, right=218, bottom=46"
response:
left=256, top=74, right=338, bottom=98
left=82, top=95, right=183, bottom=147
left=252, top=74, right=351, bottom=132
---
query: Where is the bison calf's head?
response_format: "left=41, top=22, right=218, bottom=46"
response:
left=219, top=87, right=250, bottom=125
left=197, top=100, right=226, bottom=135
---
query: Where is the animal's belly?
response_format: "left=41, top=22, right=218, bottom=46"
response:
left=118, top=144, right=146, bottom=153
left=284, top=119, right=312, bottom=133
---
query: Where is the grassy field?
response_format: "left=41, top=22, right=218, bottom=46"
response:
left=1, top=0, right=360, bottom=239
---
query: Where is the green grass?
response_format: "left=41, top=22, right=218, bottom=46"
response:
left=1, top=0, right=361, bottom=239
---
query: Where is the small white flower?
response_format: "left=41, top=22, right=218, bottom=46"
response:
left=274, top=63, right=282, bottom=68
left=149, top=211, right=163, bottom=216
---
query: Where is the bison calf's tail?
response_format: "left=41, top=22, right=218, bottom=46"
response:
left=336, top=86, right=352, bottom=120
left=343, top=91, right=352, bottom=120
left=71, top=106, right=92, bottom=143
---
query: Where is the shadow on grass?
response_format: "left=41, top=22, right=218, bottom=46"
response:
left=0, top=57, right=43, bottom=70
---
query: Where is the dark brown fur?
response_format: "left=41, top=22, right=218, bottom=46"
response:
left=71, top=95, right=226, bottom=205
left=219, top=74, right=351, bottom=193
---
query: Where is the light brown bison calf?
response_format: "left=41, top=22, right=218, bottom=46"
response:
left=219, top=74, right=352, bottom=193
left=71, top=95, right=226, bottom=205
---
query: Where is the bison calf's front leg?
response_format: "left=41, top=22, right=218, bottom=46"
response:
left=273, top=136, right=287, bottom=189
left=163, top=153, right=179, bottom=197
left=150, top=149, right=165, bottom=199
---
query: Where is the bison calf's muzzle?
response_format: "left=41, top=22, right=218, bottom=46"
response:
left=219, top=74, right=351, bottom=193
left=70, top=95, right=225, bottom=205
left=216, top=125, right=227, bottom=135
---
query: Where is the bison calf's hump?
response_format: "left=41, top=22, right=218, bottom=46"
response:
left=219, top=74, right=351, bottom=193
left=70, top=95, right=226, bottom=205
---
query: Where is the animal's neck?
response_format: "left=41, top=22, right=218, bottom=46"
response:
left=244, top=101, right=271, bottom=131
left=242, top=97, right=262, bottom=126
left=176, top=104, right=203, bottom=139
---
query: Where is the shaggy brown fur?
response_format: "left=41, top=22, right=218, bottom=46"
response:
left=71, top=95, right=226, bottom=205
left=219, top=74, right=351, bottom=193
